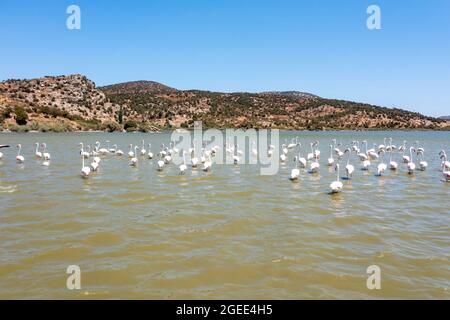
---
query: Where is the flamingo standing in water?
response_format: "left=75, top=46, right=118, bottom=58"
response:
left=179, top=151, right=187, bottom=175
left=330, top=164, right=343, bottom=193
left=16, top=144, right=25, bottom=163
left=406, top=147, right=416, bottom=174
left=42, top=143, right=51, bottom=160
left=35, top=143, right=42, bottom=159
left=442, top=164, right=450, bottom=182
left=327, top=144, right=335, bottom=166
left=80, top=154, right=91, bottom=178
left=389, top=148, right=398, bottom=171
left=290, top=156, right=300, bottom=181
left=128, top=144, right=135, bottom=158
left=344, top=149, right=354, bottom=179
left=439, top=151, right=450, bottom=170
left=0, top=144, right=9, bottom=159
left=147, top=143, right=153, bottom=159
left=377, top=150, right=387, bottom=176
left=130, top=146, right=139, bottom=167
left=417, top=150, right=428, bottom=171
left=140, top=140, right=147, bottom=156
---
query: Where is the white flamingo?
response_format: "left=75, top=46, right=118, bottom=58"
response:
left=157, top=154, right=165, bottom=171
left=344, top=148, right=354, bottom=179
left=115, top=145, right=124, bottom=156
left=130, top=146, right=139, bottom=167
left=330, top=164, right=343, bottom=193
left=290, top=156, right=300, bottom=181
left=140, top=140, right=147, bottom=156
left=407, top=147, right=416, bottom=174
left=42, top=143, right=51, bottom=160
left=203, top=154, right=212, bottom=172
left=442, top=165, right=450, bottom=182
left=147, top=143, right=153, bottom=159
left=81, top=154, right=91, bottom=178
left=16, top=144, right=25, bottom=163
left=179, top=151, right=187, bottom=175
left=128, top=144, right=135, bottom=158
left=79, top=143, right=90, bottom=159
left=389, top=149, right=398, bottom=170
left=327, top=144, right=335, bottom=166
left=377, top=150, right=387, bottom=176
left=35, top=142, right=42, bottom=159
left=417, top=150, right=428, bottom=171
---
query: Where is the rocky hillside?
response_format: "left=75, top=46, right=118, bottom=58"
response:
left=1, top=74, right=449, bottom=132
left=0, top=74, right=122, bottom=131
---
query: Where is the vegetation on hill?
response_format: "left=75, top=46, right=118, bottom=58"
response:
left=1, top=74, right=448, bottom=132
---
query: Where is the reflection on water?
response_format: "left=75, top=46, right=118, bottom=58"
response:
left=0, top=130, right=449, bottom=299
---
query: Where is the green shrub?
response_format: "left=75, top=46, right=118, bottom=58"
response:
left=101, top=121, right=122, bottom=132
left=124, top=119, right=138, bottom=132
left=14, top=107, right=28, bottom=125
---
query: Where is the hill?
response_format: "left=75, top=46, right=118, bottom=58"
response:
left=439, top=116, right=450, bottom=120
left=100, top=81, right=177, bottom=95
left=1, top=74, right=449, bottom=132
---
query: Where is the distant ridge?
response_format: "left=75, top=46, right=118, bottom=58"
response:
left=439, top=116, right=450, bottom=120
left=100, top=80, right=177, bottom=95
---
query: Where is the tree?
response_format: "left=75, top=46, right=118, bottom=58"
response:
left=15, top=107, right=28, bottom=125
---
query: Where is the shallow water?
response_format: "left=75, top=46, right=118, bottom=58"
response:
left=0, top=131, right=449, bottom=299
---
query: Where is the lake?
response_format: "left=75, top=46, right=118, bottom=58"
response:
left=0, top=130, right=449, bottom=299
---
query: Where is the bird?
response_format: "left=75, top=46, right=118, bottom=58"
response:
left=16, top=144, right=25, bottom=163
left=417, top=150, right=428, bottom=171
left=327, top=144, right=335, bottom=166
left=90, top=159, right=99, bottom=171
left=377, top=150, right=387, bottom=176
left=42, top=143, right=51, bottom=160
left=389, top=149, right=398, bottom=171
left=203, top=154, right=212, bottom=172
left=157, top=154, right=165, bottom=171
left=35, top=142, right=43, bottom=159
left=179, top=151, right=187, bottom=175
left=80, top=154, right=91, bottom=178
left=289, top=157, right=300, bottom=181
left=114, top=145, right=124, bottom=156
left=106, top=140, right=116, bottom=154
left=310, top=159, right=320, bottom=173
left=130, top=146, right=139, bottom=167
left=0, top=145, right=9, bottom=160
left=358, top=141, right=369, bottom=161
left=330, top=164, right=343, bottom=194
left=440, top=151, right=450, bottom=170
left=128, top=144, right=135, bottom=158
left=344, top=149, right=354, bottom=179
left=79, top=143, right=90, bottom=159
left=140, top=140, right=147, bottom=156
left=442, top=165, right=450, bottom=182
left=147, top=143, right=153, bottom=159
left=406, top=147, right=416, bottom=174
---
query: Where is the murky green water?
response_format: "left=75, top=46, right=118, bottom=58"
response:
left=0, top=131, right=449, bottom=299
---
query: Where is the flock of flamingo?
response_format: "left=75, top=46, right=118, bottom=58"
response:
left=1, top=137, right=449, bottom=194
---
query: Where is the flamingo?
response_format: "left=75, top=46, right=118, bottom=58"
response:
left=289, top=156, right=300, bottom=181
left=310, top=158, right=320, bottom=173
left=147, top=143, right=153, bottom=159
left=307, top=143, right=315, bottom=160
left=130, top=146, right=139, bottom=167
left=203, top=154, right=212, bottom=172
left=90, top=159, right=99, bottom=171
left=15, top=144, right=25, bottom=163
left=42, top=143, right=51, bottom=160
left=417, top=150, right=428, bottom=171
left=330, top=164, right=343, bottom=193
left=35, top=142, right=42, bottom=159
left=389, top=148, right=398, bottom=171
left=442, top=165, right=450, bottom=182
left=179, top=151, right=187, bottom=175
left=313, top=141, right=320, bottom=159
left=327, top=144, right=335, bottom=166
left=157, top=154, right=165, bottom=171
left=128, top=144, right=135, bottom=158
left=80, top=154, right=91, bottom=178
left=114, top=145, right=124, bottom=156
left=191, top=144, right=199, bottom=167
left=251, top=141, right=258, bottom=157
left=377, top=150, right=387, bottom=176
left=358, top=141, right=369, bottom=161
left=297, top=144, right=307, bottom=168
left=79, top=143, right=90, bottom=159
left=140, top=140, right=147, bottom=156
left=440, top=151, right=450, bottom=170
left=344, top=148, right=354, bottom=179
left=401, top=141, right=410, bottom=163
left=106, top=141, right=115, bottom=153
left=98, top=142, right=109, bottom=155
left=407, top=147, right=416, bottom=174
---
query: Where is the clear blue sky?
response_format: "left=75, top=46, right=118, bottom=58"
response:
left=1, top=0, right=449, bottom=116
